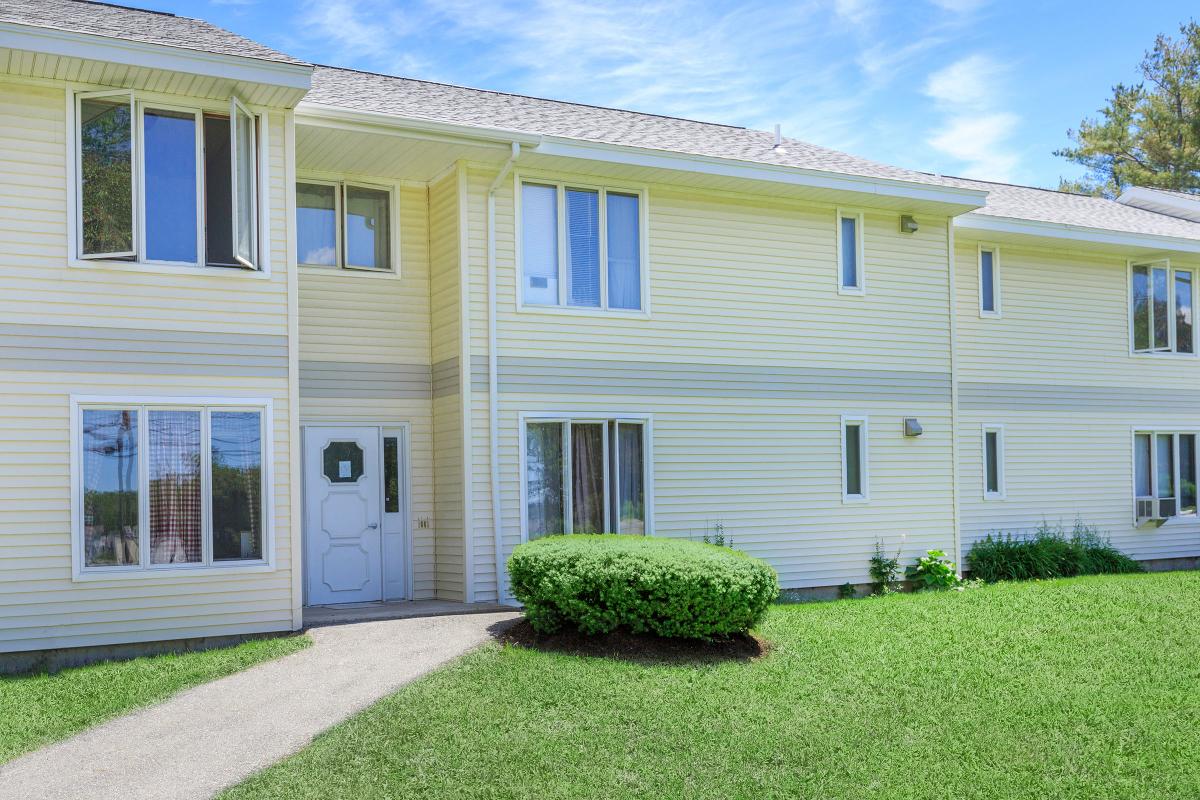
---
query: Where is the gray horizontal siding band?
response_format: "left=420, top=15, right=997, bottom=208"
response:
left=960, top=382, right=1199, bottom=413
left=300, top=360, right=431, bottom=399
left=432, top=357, right=460, bottom=398
left=496, top=357, right=950, bottom=401
left=0, top=323, right=287, bottom=377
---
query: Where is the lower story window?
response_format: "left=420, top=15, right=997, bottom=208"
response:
left=1134, top=430, right=1197, bottom=521
left=524, top=417, right=648, bottom=539
left=78, top=400, right=269, bottom=571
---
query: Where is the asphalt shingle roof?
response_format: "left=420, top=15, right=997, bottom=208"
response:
left=0, top=0, right=308, bottom=66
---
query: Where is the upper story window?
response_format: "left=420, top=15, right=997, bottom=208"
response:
left=296, top=180, right=394, bottom=272
left=1131, top=262, right=1193, bottom=354
left=979, top=246, right=1000, bottom=315
left=75, top=91, right=260, bottom=269
left=520, top=180, right=644, bottom=312
left=837, top=209, right=864, bottom=294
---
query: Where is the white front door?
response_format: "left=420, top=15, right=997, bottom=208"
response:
left=305, top=426, right=383, bottom=605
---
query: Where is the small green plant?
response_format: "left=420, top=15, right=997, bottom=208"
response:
left=906, top=549, right=962, bottom=591
left=869, top=537, right=904, bottom=595
left=838, top=582, right=857, bottom=600
left=701, top=521, right=733, bottom=549
left=968, top=519, right=1144, bottom=582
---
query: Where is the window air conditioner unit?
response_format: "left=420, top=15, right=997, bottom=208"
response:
left=1135, top=497, right=1169, bottom=527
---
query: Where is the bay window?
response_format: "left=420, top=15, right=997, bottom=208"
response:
left=76, top=400, right=269, bottom=573
left=296, top=180, right=394, bottom=272
left=75, top=91, right=260, bottom=268
left=520, top=179, right=644, bottom=311
left=1134, top=430, right=1197, bottom=521
left=1131, top=262, right=1193, bottom=354
left=524, top=417, right=648, bottom=539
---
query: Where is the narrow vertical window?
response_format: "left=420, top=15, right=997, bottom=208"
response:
left=1132, top=265, right=1151, bottom=351
left=1181, top=433, right=1197, bottom=515
left=607, top=192, right=641, bottom=310
left=143, top=109, right=198, bottom=263
left=566, top=188, right=601, bottom=307
left=344, top=185, right=391, bottom=270
left=384, top=436, right=400, bottom=514
left=613, top=422, right=646, bottom=534
left=210, top=411, right=264, bottom=562
left=296, top=182, right=338, bottom=266
left=526, top=422, right=565, bottom=539
left=203, top=115, right=236, bottom=266
left=231, top=98, right=257, bottom=269
left=1134, top=433, right=1152, bottom=500
left=835, top=212, right=864, bottom=291
left=1153, top=267, right=1171, bottom=351
left=148, top=410, right=203, bottom=565
left=842, top=416, right=867, bottom=501
left=571, top=422, right=606, bottom=532
left=1156, top=432, right=1176, bottom=518
left=82, top=409, right=139, bottom=566
left=78, top=93, right=134, bottom=258
left=980, top=248, right=998, bottom=314
left=983, top=426, right=1004, bottom=498
left=1176, top=270, right=1193, bottom=353
left=521, top=183, right=559, bottom=305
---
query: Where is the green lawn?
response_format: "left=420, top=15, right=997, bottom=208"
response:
left=0, top=634, right=309, bottom=763
left=222, top=572, right=1200, bottom=799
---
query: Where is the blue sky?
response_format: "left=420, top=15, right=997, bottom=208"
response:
left=135, top=0, right=1195, bottom=188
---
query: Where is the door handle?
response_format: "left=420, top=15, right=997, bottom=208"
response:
left=368, top=523, right=379, bottom=530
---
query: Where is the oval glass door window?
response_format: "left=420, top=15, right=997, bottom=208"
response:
left=323, top=441, right=364, bottom=483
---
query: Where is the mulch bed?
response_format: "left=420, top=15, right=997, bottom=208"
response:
left=498, top=618, right=769, bottom=664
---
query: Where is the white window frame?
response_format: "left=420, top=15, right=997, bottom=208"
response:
left=1128, top=259, right=1196, bottom=356
left=295, top=175, right=401, bottom=277
left=836, top=208, right=866, bottom=295
left=840, top=414, right=869, bottom=503
left=1131, top=426, right=1200, bottom=523
left=982, top=423, right=1006, bottom=499
left=518, top=412, right=654, bottom=542
left=65, top=86, right=269, bottom=277
left=979, top=244, right=1001, bottom=317
left=514, top=173, right=650, bottom=316
left=70, top=395, right=275, bottom=581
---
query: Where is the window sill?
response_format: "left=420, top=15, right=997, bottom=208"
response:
left=842, top=495, right=870, bottom=505
left=983, top=492, right=1006, bottom=501
left=69, top=258, right=270, bottom=279
left=837, top=286, right=866, bottom=297
left=299, top=264, right=399, bottom=280
left=1130, top=350, right=1199, bottom=358
left=72, top=562, right=275, bottom=583
left=516, top=303, right=651, bottom=320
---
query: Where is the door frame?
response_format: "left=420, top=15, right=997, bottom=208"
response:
left=301, top=422, right=413, bottom=606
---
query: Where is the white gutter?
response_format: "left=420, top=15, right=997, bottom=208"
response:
left=488, top=141, right=522, bottom=603
left=0, top=21, right=312, bottom=90
left=297, top=103, right=543, bottom=149
left=955, top=212, right=1200, bottom=254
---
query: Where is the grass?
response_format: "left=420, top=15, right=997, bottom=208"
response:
left=223, top=572, right=1200, bottom=800
left=0, top=633, right=309, bottom=763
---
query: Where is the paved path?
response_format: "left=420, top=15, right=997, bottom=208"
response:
left=0, top=611, right=520, bottom=800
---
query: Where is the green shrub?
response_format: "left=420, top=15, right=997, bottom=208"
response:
left=968, top=520, right=1144, bottom=583
left=507, top=534, right=779, bottom=639
left=869, top=538, right=904, bottom=595
left=906, top=549, right=962, bottom=591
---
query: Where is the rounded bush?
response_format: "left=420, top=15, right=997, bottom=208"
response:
left=508, top=534, right=779, bottom=639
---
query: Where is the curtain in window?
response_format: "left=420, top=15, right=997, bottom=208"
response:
left=149, top=410, right=202, bottom=564
left=616, top=423, right=645, bottom=534
left=522, top=184, right=558, bottom=304
left=1135, top=433, right=1152, bottom=497
left=82, top=409, right=139, bottom=566
left=526, top=422, right=564, bottom=539
left=566, top=189, right=600, bottom=307
left=607, top=193, right=641, bottom=310
left=211, top=411, right=263, bottom=561
left=571, top=423, right=605, bottom=532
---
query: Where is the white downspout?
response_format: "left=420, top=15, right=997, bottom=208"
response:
left=488, top=141, right=521, bottom=603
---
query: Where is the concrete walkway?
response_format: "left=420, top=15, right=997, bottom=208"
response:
left=0, top=611, right=520, bottom=800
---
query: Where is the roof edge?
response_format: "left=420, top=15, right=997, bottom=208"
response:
left=1117, top=186, right=1200, bottom=224
left=955, top=211, right=1200, bottom=253
left=298, top=101, right=989, bottom=209
left=0, top=20, right=313, bottom=90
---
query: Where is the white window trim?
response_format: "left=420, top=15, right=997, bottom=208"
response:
left=517, top=411, right=654, bottom=542
left=836, top=208, right=866, bottom=295
left=1130, top=425, right=1200, bottom=524
left=65, top=85, right=271, bottom=278
left=295, top=175, right=401, bottom=277
left=978, top=243, right=1001, bottom=317
left=70, top=395, right=276, bottom=582
left=982, top=423, right=1006, bottom=500
left=1128, top=259, right=1197, bottom=357
left=840, top=414, right=869, bottom=503
left=513, top=172, right=651, bottom=316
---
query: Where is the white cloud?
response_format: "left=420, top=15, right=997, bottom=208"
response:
left=833, top=0, right=874, bottom=25
left=923, top=54, right=1022, bottom=180
left=928, top=0, right=989, bottom=12
left=924, top=53, right=999, bottom=107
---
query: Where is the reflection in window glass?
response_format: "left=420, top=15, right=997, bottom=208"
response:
left=322, top=441, right=364, bottom=484
left=985, top=430, right=1000, bottom=494
left=616, top=422, right=645, bottom=534
left=845, top=423, right=863, bottom=496
left=143, top=109, right=198, bottom=263
left=571, top=423, right=605, bottom=532
left=1132, top=265, right=1151, bottom=351
left=297, top=183, right=337, bottom=266
left=1153, top=267, right=1171, bottom=350
left=1176, top=271, right=1193, bottom=353
left=384, top=436, right=400, bottom=514
left=526, top=422, right=564, bottom=539
left=82, top=409, right=139, bottom=566
left=79, top=97, right=133, bottom=256
left=840, top=216, right=858, bottom=288
left=148, top=410, right=203, bottom=564
left=211, top=411, right=263, bottom=561
left=345, top=186, right=390, bottom=270
left=981, top=250, right=996, bottom=312
left=1181, top=434, right=1197, bottom=515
